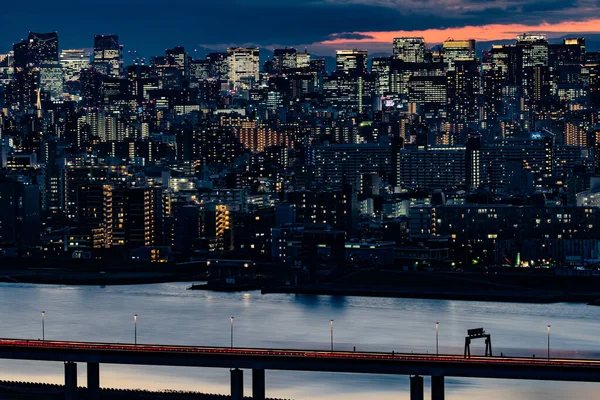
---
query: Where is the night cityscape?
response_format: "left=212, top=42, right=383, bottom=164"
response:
left=2, top=3, right=600, bottom=399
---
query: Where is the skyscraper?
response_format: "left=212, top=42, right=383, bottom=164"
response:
left=443, top=39, right=476, bottom=71
left=61, top=50, right=91, bottom=82
left=166, top=46, right=189, bottom=78
left=12, top=32, right=60, bottom=109
left=516, top=33, right=548, bottom=68
left=335, top=49, right=368, bottom=76
left=93, top=35, right=123, bottom=77
left=13, top=32, right=59, bottom=68
left=393, top=38, right=426, bottom=63
left=227, top=47, right=259, bottom=89
left=273, top=48, right=297, bottom=73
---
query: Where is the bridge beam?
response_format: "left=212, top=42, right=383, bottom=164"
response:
left=410, top=375, right=424, bottom=400
left=64, top=362, right=77, bottom=400
left=87, top=362, right=100, bottom=400
left=431, top=376, right=444, bottom=400
left=252, top=369, right=266, bottom=400
left=230, top=368, right=243, bottom=400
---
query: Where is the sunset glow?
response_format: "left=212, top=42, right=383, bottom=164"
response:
left=321, top=19, right=600, bottom=46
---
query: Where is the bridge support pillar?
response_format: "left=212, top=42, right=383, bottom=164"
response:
left=252, top=369, right=265, bottom=400
left=64, top=362, right=77, bottom=400
left=87, top=362, right=100, bottom=400
left=230, top=368, right=243, bottom=400
left=431, top=376, right=444, bottom=400
left=410, top=375, right=424, bottom=400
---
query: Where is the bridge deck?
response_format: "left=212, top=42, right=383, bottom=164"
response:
left=0, top=339, right=598, bottom=382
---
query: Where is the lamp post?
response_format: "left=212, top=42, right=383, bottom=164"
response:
left=134, top=314, right=137, bottom=345
left=41, top=311, right=45, bottom=342
left=330, top=320, right=334, bottom=352
left=230, top=317, right=234, bottom=349
left=547, top=325, right=551, bottom=360
left=435, top=322, right=439, bottom=357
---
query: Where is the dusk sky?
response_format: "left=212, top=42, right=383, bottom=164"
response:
left=3, top=0, right=600, bottom=56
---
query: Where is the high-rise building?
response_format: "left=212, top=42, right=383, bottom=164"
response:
left=273, top=48, right=297, bottom=73
left=206, top=52, right=229, bottom=79
left=549, top=38, right=586, bottom=69
left=61, top=50, right=91, bottom=82
left=393, top=38, right=426, bottom=63
left=516, top=33, right=548, bottom=68
left=12, top=32, right=60, bottom=108
left=296, top=51, right=311, bottom=69
left=13, top=32, right=59, bottom=68
left=227, top=47, right=259, bottom=89
left=443, top=39, right=476, bottom=71
left=93, top=35, right=123, bottom=77
left=39, top=66, right=63, bottom=101
left=446, top=58, right=481, bottom=142
left=335, top=49, right=368, bottom=76
left=372, top=57, right=391, bottom=95
left=166, top=46, right=189, bottom=78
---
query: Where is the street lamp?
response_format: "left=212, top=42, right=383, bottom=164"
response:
left=41, top=311, right=45, bottom=341
left=330, top=320, right=334, bottom=352
left=435, top=322, right=439, bottom=357
left=547, top=325, right=551, bottom=360
left=134, top=314, right=137, bottom=345
left=230, top=317, right=234, bottom=349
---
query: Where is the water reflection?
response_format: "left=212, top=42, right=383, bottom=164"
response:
left=0, top=283, right=599, bottom=399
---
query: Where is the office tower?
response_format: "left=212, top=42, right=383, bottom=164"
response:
left=372, top=57, right=391, bottom=95
left=12, top=32, right=60, bottom=108
left=491, top=44, right=515, bottom=82
left=14, top=32, right=59, bottom=67
left=393, top=38, right=426, bottom=63
left=516, top=33, right=548, bottom=68
left=309, top=58, right=326, bottom=74
left=93, top=35, right=123, bottom=77
left=10, top=67, right=39, bottom=110
left=323, top=72, right=375, bottom=113
left=227, top=47, right=259, bottom=89
left=273, top=48, right=297, bottom=73
left=589, top=65, right=600, bottom=108
left=126, top=65, right=152, bottom=103
left=166, top=46, right=189, bottom=78
left=482, top=68, right=505, bottom=124
left=548, top=38, right=585, bottom=68
left=446, top=59, right=481, bottom=143
left=389, top=60, right=445, bottom=98
left=61, top=50, right=91, bottom=81
left=407, top=74, right=447, bottom=117
left=335, top=49, right=368, bottom=76
left=296, top=50, right=311, bottom=69
left=206, top=52, right=229, bottom=79
left=39, top=66, right=64, bottom=101
left=189, top=59, right=210, bottom=82
left=443, top=39, right=476, bottom=71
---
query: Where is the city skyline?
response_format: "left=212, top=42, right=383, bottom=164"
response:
left=4, top=0, right=600, bottom=56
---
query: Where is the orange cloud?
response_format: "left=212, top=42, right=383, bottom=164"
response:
left=321, top=19, right=600, bottom=45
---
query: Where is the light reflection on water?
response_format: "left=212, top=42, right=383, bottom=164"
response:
left=0, top=282, right=599, bottom=399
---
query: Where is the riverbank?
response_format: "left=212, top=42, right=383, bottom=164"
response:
left=263, top=269, right=600, bottom=304
left=0, top=260, right=205, bottom=285
left=0, top=380, right=290, bottom=400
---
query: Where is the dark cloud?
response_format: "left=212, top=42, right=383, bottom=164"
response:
left=0, top=0, right=598, bottom=56
left=328, top=33, right=376, bottom=40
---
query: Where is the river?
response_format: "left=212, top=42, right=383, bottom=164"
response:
left=0, top=282, right=599, bottom=399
